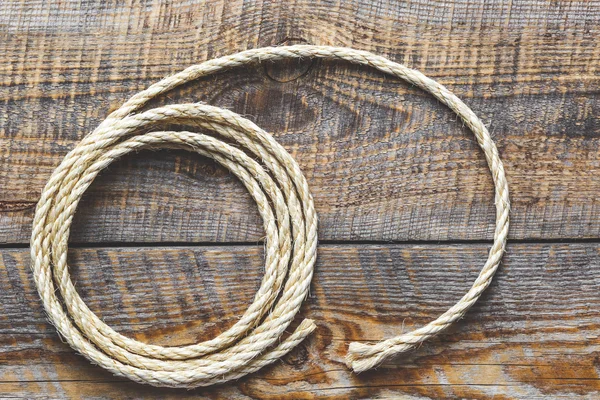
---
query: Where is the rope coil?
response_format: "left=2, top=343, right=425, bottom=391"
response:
left=31, top=45, right=509, bottom=387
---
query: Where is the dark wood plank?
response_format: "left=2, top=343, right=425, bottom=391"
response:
left=2, top=0, right=600, bottom=244
left=3, top=1, right=600, bottom=398
left=2, top=243, right=599, bottom=398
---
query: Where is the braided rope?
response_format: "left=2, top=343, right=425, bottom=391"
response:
left=31, top=45, right=509, bottom=387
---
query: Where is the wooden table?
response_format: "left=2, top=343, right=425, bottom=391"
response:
left=1, top=0, right=599, bottom=398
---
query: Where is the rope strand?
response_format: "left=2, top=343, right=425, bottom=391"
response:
left=31, top=45, right=509, bottom=387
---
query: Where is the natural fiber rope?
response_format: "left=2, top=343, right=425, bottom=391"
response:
left=31, top=45, right=509, bottom=387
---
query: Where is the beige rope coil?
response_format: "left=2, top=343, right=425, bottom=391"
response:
left=31, top=45, right=509, bottom=387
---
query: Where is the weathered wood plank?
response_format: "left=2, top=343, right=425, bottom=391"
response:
left=2, top=0, right=600, bottom=398
left=2, top=243, right=599, bottom=398
left=2, top=0, right=600, bottom=244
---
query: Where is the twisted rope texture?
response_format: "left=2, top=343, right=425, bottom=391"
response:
left=31, top=45, right=509, bottom=387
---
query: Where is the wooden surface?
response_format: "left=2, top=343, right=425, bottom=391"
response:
left=1, top=0, right=599, bottom=398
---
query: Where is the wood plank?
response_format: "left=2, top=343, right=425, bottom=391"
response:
left=2, top=0, right=600, bottom=243
left=2, top=243, right=599, bottom=398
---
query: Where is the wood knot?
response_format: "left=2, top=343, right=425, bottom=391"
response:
left=282, top=343, right=310, bottom=368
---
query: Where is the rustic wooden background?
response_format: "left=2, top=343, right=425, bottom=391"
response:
left=1, top=0, right=599, bottom=398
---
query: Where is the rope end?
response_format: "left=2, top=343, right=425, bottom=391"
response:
left=345, top=341, right=376, bottom=373
left=297, top=318, right=317, bottom=335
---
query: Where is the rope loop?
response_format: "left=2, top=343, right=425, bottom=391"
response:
left=31, top=45, right=509, bottom=387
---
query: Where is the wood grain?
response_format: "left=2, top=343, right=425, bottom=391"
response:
left=1, top=0, right=600, bottom=244
left=2, top=0, right=600, bottom=398
left=1, top=243, right=599, bottom=399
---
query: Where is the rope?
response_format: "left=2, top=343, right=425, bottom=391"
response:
left=30, top=45, right=510, bottom=387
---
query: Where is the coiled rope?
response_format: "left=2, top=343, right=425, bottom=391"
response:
left=31, top=45, right=509, bottom=387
